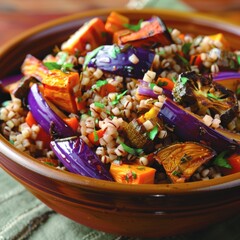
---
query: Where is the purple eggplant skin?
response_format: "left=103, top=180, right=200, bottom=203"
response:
left=85, top=45, right=155, bottom=79
left=158, top=98, right=240, bottom=154
left=50, top=136, right=114, bottom=181
left=212, top=71, right=240, bottom=93
left=28, top=83, right=76, bottom=138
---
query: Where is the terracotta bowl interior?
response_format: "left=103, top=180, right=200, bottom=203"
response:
left=0, top=8, right=240, bottom=238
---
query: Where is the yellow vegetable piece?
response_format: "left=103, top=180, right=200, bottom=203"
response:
left=110, top=163, right=156, bottom=184
left=208, top=33, right=230, bottom=50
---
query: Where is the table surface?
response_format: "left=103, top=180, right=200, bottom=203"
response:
left=0, top=1, right=240, bottom=240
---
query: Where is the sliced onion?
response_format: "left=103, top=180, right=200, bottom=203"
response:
left=158, top=98, right=240, bottom=153
left=28, top=83, right=76, bottom=138
left=50, top=136, right=114, bottom=181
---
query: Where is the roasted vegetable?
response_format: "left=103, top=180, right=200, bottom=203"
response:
left=21, top=54, right=49, bottom=81
left=28, top=83, right=76, bottom=138
left=41, top=69, right=80, bottom=113
left=212, top=71, right=240, bottom=93
left=110, top=162, right=156, bottom=184
left=116, top=16, right=173, bottom=48
left=85, top=44, right=155, bottom=79
left=50, top=136, right=113, bottom=181
left=158, top=97, right=240, bottom=153
left=61, top=17, right=108, bottom=55
left=105, top=11, right=130, bottom=34
left=155, top=142, right=216, bottom=183
left=123, top=106, right=165, bottom=153
left=13, top=76, right=39, bottom=101
left=172, top=71, right=238, bottom=128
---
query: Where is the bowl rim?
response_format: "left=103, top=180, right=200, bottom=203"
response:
left=0, top=8, right=240, bottom=195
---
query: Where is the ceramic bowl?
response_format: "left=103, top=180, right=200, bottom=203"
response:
left=0, top=9, right=240, bottom=238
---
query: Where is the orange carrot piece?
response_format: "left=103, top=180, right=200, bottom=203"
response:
left=88, top=129, right=105, bottom=145
left=76, top=97, right=87, bottom=111
left=37, top=157, right=59, bottom=167
left=61, top=17, right=107, bottom=55
left=25, top=111, right=37, bottom=127
left=110, top=163, right=156, bottom=184
left=42, top=69, right=80, bottom=113
left=105, top=11, right=130, bottom=34
left=99, top=83, right=117, bottom=97
left=156, top=77, right=175, bottom=91
left=25, top=111, right=51, bottom=148
left=63, top=117, right=79, bottom=132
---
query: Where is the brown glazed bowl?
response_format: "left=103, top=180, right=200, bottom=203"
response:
left=0, top=9, right=240, bottom=238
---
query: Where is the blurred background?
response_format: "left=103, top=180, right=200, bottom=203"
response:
left=0, top=0, right=239, bottom=46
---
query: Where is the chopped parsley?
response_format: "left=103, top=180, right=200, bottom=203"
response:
left=148, top=125, right=159, bottom=140
left=83, top=46, right=104, bottom=69
left=180, top=76, right=188, bottom=85
left=92, top=80, right=108, bottom=89
left=180, top=153, right=192, bottom=163
left=123, top=19, right=143, bottom=31
left=182, top=42, right=192, bottom=55
left=111, top=90, right=128, bottom=105
left=213, top=151, right=232, bottom=169
left=44, top=52, right=74, bottom=72
left=94, top=102, right=105, bottom=108
left=207, top=93, right=220, bottom=100
left=120, top=142, right=143, bottom=156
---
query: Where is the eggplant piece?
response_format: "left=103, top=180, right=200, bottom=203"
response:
left=13, top=76, right=39, bottom=100
left=158, top=97, right=240, bottom=153
left=117, top=16, right=173, bottom=48
left=85, top=45, right=155, bottom=79
left=172, top=71, right=238, bottom=128
left=212, top=71, right=240, bottom=93
left=50, top=136, right=113, bottom=181
left=28, top=83, right=76, bottom=138
left=155, top=142, right=216, bottom=183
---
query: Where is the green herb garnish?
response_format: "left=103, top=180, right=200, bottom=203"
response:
left=172, top=170, right=182, bottom=177
left=109, top=45, right=121, bottom=59
left=92, top=80, right=108, bottom=89
left=111, top=90, right=128, bottom=105
left=180, top=153, right=192, bottom=163
left=123, top=19, right=143, bottom=31
left=44, top=52, right=74, bottom=72
left=177, top=54, right=189, bottom=66
left=120, top=142, right=143, bottom=156
left=207, top=93, right=220, bottom=100
left=213, top=151, right=232, bottom=169
left=149, top=83, right=156, bottom=90
left=93, top=129, right=99, bottom=142
left=94, top=102, right=105, bottom=108
left=182, top=43, right=192, bottom=55
left=148, top=125, right=158, bottom=140
left=180, top=76, right=188, bottom=85
left=83, top=46, right=104, bottom=69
